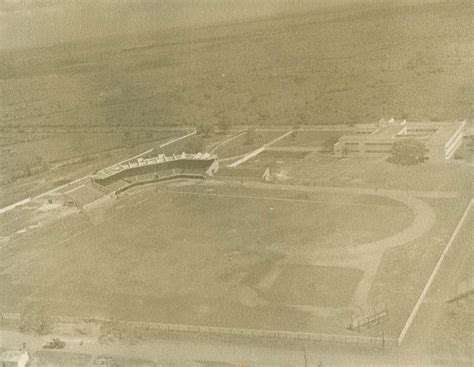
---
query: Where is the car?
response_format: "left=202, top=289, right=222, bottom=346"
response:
left=42, top=337, right=66, bottom=349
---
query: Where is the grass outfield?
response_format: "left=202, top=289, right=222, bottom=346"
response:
left=0, top=181, right=413, bottom=334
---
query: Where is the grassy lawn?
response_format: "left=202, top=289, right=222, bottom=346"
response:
left=1, top=130, right=181, bottom=170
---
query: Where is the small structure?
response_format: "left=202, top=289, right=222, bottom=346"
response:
left=0, top=350, right=30, bottom=367
left=262, top=167, right=273, bottom=182
left=334, top=118, right=466, bottom=162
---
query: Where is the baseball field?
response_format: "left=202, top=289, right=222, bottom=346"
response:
left=1, top=174, right=469, bottom=338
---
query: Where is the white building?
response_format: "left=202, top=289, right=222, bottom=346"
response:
left=334, top=118, right=466, bottom=161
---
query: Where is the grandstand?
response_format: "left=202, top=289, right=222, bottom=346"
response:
left=93, top=152, right=219, bottom=186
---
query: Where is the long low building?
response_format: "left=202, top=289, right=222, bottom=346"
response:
left=94, top=152, right=219, bottom=186
left=334, top=118, right=466, bottom=161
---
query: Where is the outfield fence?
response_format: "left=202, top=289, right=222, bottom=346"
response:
left=49, top=315, right=397, bottom=348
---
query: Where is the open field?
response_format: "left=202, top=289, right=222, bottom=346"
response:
left=212, top=129, right=286, bottom=159
left=1, top=1, right=472, bottom=132
left=0, top=129, right=184, bottom=184
left=3, top=130, right=179, bottom=164
left=0, top=177, right=470, bottom=339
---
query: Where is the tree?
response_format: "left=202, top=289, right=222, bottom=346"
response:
left=387, top=139, right=426, bottom=165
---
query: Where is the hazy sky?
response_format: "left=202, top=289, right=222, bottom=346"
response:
left=0, top=0, right=373, bottom=50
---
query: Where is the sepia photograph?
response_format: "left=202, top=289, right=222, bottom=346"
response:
left=0, top=0, right=472, bottom=366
